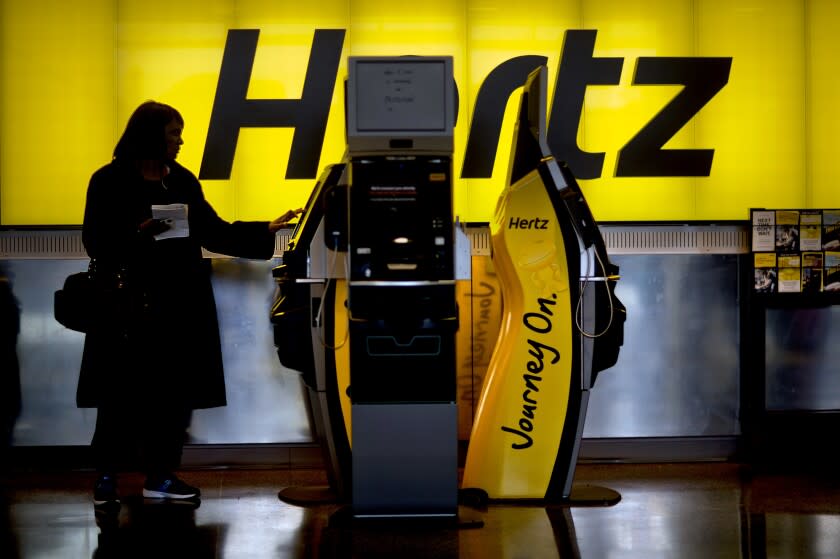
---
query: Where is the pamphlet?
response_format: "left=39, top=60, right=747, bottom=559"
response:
left=801, top=251, right=823, bottom=293
left=151, top=203, right=189, bottom=240
left=799, top=210, right=822, bottom=251
left=753, top=252, right=777, bottom=293
left=775, top=210, right=800, bottom=252
left=823, top=210, right=840, bottom=250
left=777, top=252, right=801, bottom=293
left=751, top=209, right=775, bottom=252
left=825, top=251, right=840, bottom=292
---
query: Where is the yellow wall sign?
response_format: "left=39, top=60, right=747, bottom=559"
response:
left=2, top=1, right=839, bottom=226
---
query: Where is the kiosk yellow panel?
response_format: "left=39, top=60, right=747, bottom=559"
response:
left=333, top=279, right=352, bottom=444
left=462, top=167, right=574, bottom=499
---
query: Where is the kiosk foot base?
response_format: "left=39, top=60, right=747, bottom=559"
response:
left=278, top=485, right=342, bottom=506
left=560, top=484, right=621, bottom=507
left=459, top=485, right=620, bottom=507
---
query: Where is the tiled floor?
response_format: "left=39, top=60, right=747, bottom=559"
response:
left=2, top=463, right=840, bottom=558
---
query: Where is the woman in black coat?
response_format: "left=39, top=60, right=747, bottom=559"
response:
left=79, top=101, right=300, bottom=506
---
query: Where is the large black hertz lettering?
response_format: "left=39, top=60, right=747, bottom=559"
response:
left=615, top=56, right=732, bottom=177
left=200, top=29, right=345, bottom=180
left=461, top=55, right=548, bottom=178
left=200, top=29, right=731, bottom=181
left=545, top=30, right=623, bottom=180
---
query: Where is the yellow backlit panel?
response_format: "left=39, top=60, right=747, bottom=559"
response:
left=230, top=1, right=350, bottom=219
left=1, top=1, right=115, bottom=225
left=349, top=0, right=464, bottom=53
left=462, top=0, right=581, bottom=222
left=2, top=0, right=840, bottom=225
left=807, top=0, right=840, bottom=210
left=202, top=1, right=350, bottom=219
left=694, top=0, right=806, bottom=220
left=576, top=0, right=695, bottom=221
left=115, top=0, right=351, bottom=221
left=115, top=6, right=230, bottom=216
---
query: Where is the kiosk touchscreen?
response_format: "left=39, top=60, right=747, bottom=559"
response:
left=461, top=66, right=626, bottom=503
left=345, top=56, right=459, bottom=518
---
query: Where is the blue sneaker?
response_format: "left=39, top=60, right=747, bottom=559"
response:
left=142, top=475, right=200, bottom=500
left=93, top=474, right=120, bottom=506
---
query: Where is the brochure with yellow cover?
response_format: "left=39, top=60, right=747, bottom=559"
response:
left=777, top=253, right=802, bottom=293
left=799, top=210, right=822, bottom=251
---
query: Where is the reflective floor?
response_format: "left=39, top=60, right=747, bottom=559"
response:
left=3, top=463, right=840, bottom=558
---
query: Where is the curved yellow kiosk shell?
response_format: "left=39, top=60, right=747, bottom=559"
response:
left=462, top=163, right=577, bottom=499
left=463, top=65, right=625, bottom=502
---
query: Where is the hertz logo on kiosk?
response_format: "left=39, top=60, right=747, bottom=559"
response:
left=509, top=217, right=550, bottom=230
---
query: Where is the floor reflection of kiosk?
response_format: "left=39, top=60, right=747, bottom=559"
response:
left=461, top=66, right=626, bottom=504
left=345, top=56, right=459, bottom=518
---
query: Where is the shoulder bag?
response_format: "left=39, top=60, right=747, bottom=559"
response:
left=54, top=260, right=137, bottom=334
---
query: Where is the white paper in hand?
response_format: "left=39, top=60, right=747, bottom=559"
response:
left=151, top=203, right=189, bottom=240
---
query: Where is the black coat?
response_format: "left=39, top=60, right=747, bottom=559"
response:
left=77, top=160, right=275, bottom=409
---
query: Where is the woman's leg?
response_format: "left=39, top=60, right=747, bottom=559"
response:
left=141, top=406, right=199, bottom=499
left=140, top=406, right=191, bottom=477
left=91, top=405, right=141, bottom=504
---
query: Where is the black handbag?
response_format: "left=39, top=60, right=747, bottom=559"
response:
left=54, top=260, right=135, bottom=334
left=54, top=261, right=97, bottom=333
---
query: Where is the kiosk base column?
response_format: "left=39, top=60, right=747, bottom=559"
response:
left=352, top=403, right=458, bottom=518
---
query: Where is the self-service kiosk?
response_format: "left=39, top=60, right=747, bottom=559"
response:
left=271, top=57, right=461, bottom=517
left=344, top=56, right=459, bottom=518
left=461, top=66, right=626, bottom=503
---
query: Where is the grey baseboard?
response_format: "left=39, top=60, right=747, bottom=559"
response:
left=579, top=436, right=739, bottom=463
left=4, top=437, right=739, bottom=473
left=3, top=443, right=323, bottom=472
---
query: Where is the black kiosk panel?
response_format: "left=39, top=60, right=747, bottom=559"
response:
left=348, top=156, right=454, bottom=283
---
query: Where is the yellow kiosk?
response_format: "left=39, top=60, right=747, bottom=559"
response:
left=462, top=66, right=626, bottom=504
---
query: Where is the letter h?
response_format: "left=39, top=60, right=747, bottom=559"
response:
left=200, top=29, right=345, bottom=180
